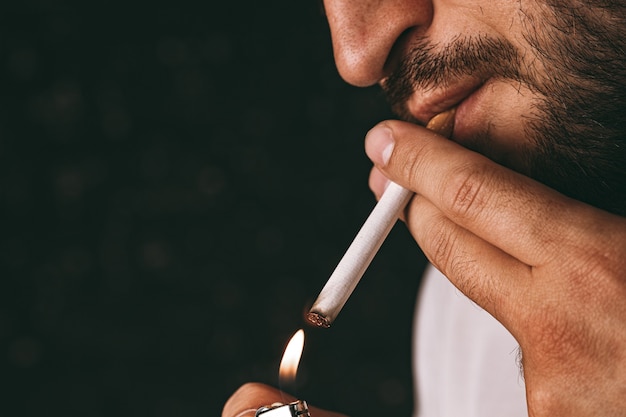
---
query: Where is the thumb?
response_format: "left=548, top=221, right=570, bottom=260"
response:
left=365, top=120, right=457, bottom=196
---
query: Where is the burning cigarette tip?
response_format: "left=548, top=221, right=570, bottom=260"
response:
left=305, top=311, right=331, bottom=328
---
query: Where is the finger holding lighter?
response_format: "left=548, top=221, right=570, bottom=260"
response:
left=221, top=382, right=348, bottom=417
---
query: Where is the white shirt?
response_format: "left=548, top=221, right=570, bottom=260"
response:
left=414, top=265, right=528, bottom=417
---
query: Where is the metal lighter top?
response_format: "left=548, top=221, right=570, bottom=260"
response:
left=255, top=400, right=310, bottom=417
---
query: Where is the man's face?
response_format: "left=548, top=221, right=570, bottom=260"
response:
left=323, top=0, right=626, bottom=215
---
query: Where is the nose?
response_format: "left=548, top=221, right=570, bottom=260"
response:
left=323, top=0, right=433, bottom=87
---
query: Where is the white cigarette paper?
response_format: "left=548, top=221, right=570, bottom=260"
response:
left=307, top=109, right=456, bottom=328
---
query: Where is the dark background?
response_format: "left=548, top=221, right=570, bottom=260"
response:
left=1, top=1, right=428, bottom=416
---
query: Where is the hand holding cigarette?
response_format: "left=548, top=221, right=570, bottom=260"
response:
left=357, top=114, right=626, bottom=414
left=307, top=109, right=456, bottom=328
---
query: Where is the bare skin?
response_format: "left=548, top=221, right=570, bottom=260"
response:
left=222, top=383, right=347, bottom=417
left=224, top=0, right=626, bottom=415
left=365, top=122, right=626, bottom=416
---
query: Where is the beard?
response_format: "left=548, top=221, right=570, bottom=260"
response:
left=381, top=1, right=626, bottom=216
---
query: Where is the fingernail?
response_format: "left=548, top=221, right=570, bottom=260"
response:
left=365, top=125, right=394, bottom=167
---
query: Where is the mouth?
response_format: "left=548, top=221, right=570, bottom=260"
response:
left=404, top=78, right=484, bottom=126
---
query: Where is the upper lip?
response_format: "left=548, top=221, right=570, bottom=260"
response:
left=404, top=77, right=484, bottom=124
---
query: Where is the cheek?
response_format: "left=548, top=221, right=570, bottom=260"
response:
left=434, top=0, right=532, bottom=50
left=454, top=80, right=541, bottom=167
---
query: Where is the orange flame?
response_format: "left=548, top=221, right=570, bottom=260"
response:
left=279, top=329, right=305, bottom=386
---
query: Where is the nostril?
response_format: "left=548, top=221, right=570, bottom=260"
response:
left=383, top=26, right=422, bottom=79
left=325, top=0, right=434, bottom=87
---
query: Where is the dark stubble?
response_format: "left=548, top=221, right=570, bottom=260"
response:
left=381, top=1, right=626, bottom=216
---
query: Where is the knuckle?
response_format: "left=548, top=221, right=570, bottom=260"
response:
left=403, top=143, right=437, bottom=192
left=445, top=163, right=494, bottom=220
left=426, top=216, right=458, bottom=273
left=425, top=217, right=476, bottom=296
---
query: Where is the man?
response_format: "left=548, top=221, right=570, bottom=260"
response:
left=224, top=0, right=626, bottom=415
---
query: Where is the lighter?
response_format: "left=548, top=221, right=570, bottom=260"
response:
left=255, top=400, right=310, bottom=417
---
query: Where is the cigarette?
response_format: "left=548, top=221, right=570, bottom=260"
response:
left=306, top=109, right=456, bottom=328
